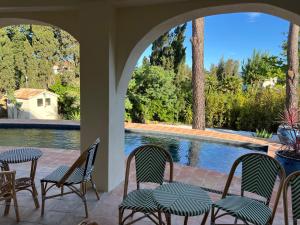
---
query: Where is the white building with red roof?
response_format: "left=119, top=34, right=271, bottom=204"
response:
left=8, top=88, right=58, bottom=120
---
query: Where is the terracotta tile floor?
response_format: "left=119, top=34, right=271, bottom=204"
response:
left=0, top=146, right=290, bottom=225
left=125, top=123, right=281, bottom=157
left=0, top=123, right=292, bottom=224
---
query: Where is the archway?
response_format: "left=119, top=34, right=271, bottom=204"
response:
left=118, top=2, right=300, bottom=98
left=0, top=21, right=80, bottom=149
left=118, top=3, right=298, bottom=174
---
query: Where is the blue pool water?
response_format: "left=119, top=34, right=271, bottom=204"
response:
left=0, top=128, right=266, bottom=174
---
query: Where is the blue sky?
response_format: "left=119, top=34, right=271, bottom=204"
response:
left=137, top=12, right=289, bottom=70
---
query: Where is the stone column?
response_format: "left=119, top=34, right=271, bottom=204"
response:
left=80, top=2, right=125, bottom=192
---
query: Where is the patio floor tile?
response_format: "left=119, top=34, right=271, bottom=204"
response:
left=0, top=146, right=291, bottom=225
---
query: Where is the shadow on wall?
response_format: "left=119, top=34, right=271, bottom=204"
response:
left=7, top=103, right=33, bottom=119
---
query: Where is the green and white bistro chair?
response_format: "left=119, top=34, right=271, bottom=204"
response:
left=41, top=138, right=100, bottom=218
left=119, top=145, right=173, bottom=225
left=283, top=171, right=300, bottom=225
left=211, top=153, right=285, bottom=225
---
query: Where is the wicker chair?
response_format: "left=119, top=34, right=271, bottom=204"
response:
left=283, top=171, right=300, bottom=225
left=0, top=170, right=19, bottom=222
left=41, top=138, right=100, bottom=218
left=119, top=145, right=173, bottom=225
left=211, top=153, right=285, bottom=225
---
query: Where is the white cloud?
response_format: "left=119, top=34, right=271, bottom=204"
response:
left=247, top=12, right=262, bottom=23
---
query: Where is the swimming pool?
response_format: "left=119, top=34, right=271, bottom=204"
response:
left=0, top=128, right=266, bottom=174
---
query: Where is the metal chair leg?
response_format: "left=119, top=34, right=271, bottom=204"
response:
left=234, top=217, right=238, bottom=224
left=211, top=205, right=215, bottom=225
left=184, top=216, right=188, bottom=225
left=201, top=212, right=209, bottom=225
left=90, top=176, right=100, bottom=200
left=30, top=160, right=39, bottom=208
left=4, top=198, right=11, bottom=216
left=41, top=181, right=46, bottom=216
left=130, top=210, right=135, bottom=219
left=82, top=183, right=88, bottom=218
left=119, top=208, right=124, bottom=225
left=83, top=196, right=88, bottom=218
left=165, top=213, right=171, bottom=225
left=12, top=191, right=20, bottom=222
left=158, top=211, right=162, bottom=225
left=32, top=182, right=40, bottom=208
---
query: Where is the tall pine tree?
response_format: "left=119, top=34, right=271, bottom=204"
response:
left=286, top=23, right=299, bottom=115
left=192, top=18, right=205, bottom=130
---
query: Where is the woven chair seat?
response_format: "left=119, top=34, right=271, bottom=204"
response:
left=214, top=196, right=272, bottom=225
left=41, top=166, right=84, bottom=185
left=119, top=189, right=158, bottom=213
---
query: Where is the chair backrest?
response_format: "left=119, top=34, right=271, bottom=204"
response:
left=123, top=145, right=173, bottom=198
left=222, top=153, right=285, bottom=225
left=0, top=171, right=16, bottom=200
left=57, top=138, right=100, bottom=186
left=83, top=138, right=101, bottom=180
left=283, top=171, right=300, bottom=225
left=239, top=153, right=284, bottom=203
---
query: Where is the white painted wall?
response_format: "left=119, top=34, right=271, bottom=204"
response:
left=28, top=93, right=58, bottom=119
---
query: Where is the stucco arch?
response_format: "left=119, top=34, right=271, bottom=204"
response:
left=0, top=17, right=80, bottom=44
left=0, top=9, right=79, bottom=41
left=117, top=2, right=300, bottom=97
left=0, top=18, right=49, bottom=27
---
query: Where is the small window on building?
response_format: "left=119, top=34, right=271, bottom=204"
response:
left=45, top=98, right=51, bottom=106
left=37, top=99, right=43, bottom=107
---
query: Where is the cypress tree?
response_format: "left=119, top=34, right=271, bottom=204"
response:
left=171, top=23, right=187, bottom=73
left=0, top=29, right=15, bottom=93
left=150, top=23, right=187, bottom=73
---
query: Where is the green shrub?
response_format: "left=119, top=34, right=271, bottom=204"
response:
left=254, top=129, right=273, bottom=139
left=49, top=81, right=80, bottom=119
left=69, top=111, right=80, bottom=121
left=125, top=64, right=286, bottom=132
left=126, top=65, right=177, bottom=123
left=235, top=87, right=285, bottom=132
left=205, top=85, right=285, bottom=132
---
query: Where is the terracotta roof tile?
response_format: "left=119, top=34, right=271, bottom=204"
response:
left=14, top=88, right=49, bottom=100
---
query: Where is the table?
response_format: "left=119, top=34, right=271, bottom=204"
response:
left=0, top=148, right=43, bottom=211
left=153, top=182, right=212, bottom=225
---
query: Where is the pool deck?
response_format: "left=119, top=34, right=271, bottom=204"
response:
left=0, top=147, right=288, bottom=225
left=0, top=119, right=80, bottom=130
left=0, top=120, right=287, bottom=225
left=125, top=122, right=281, bottom=157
